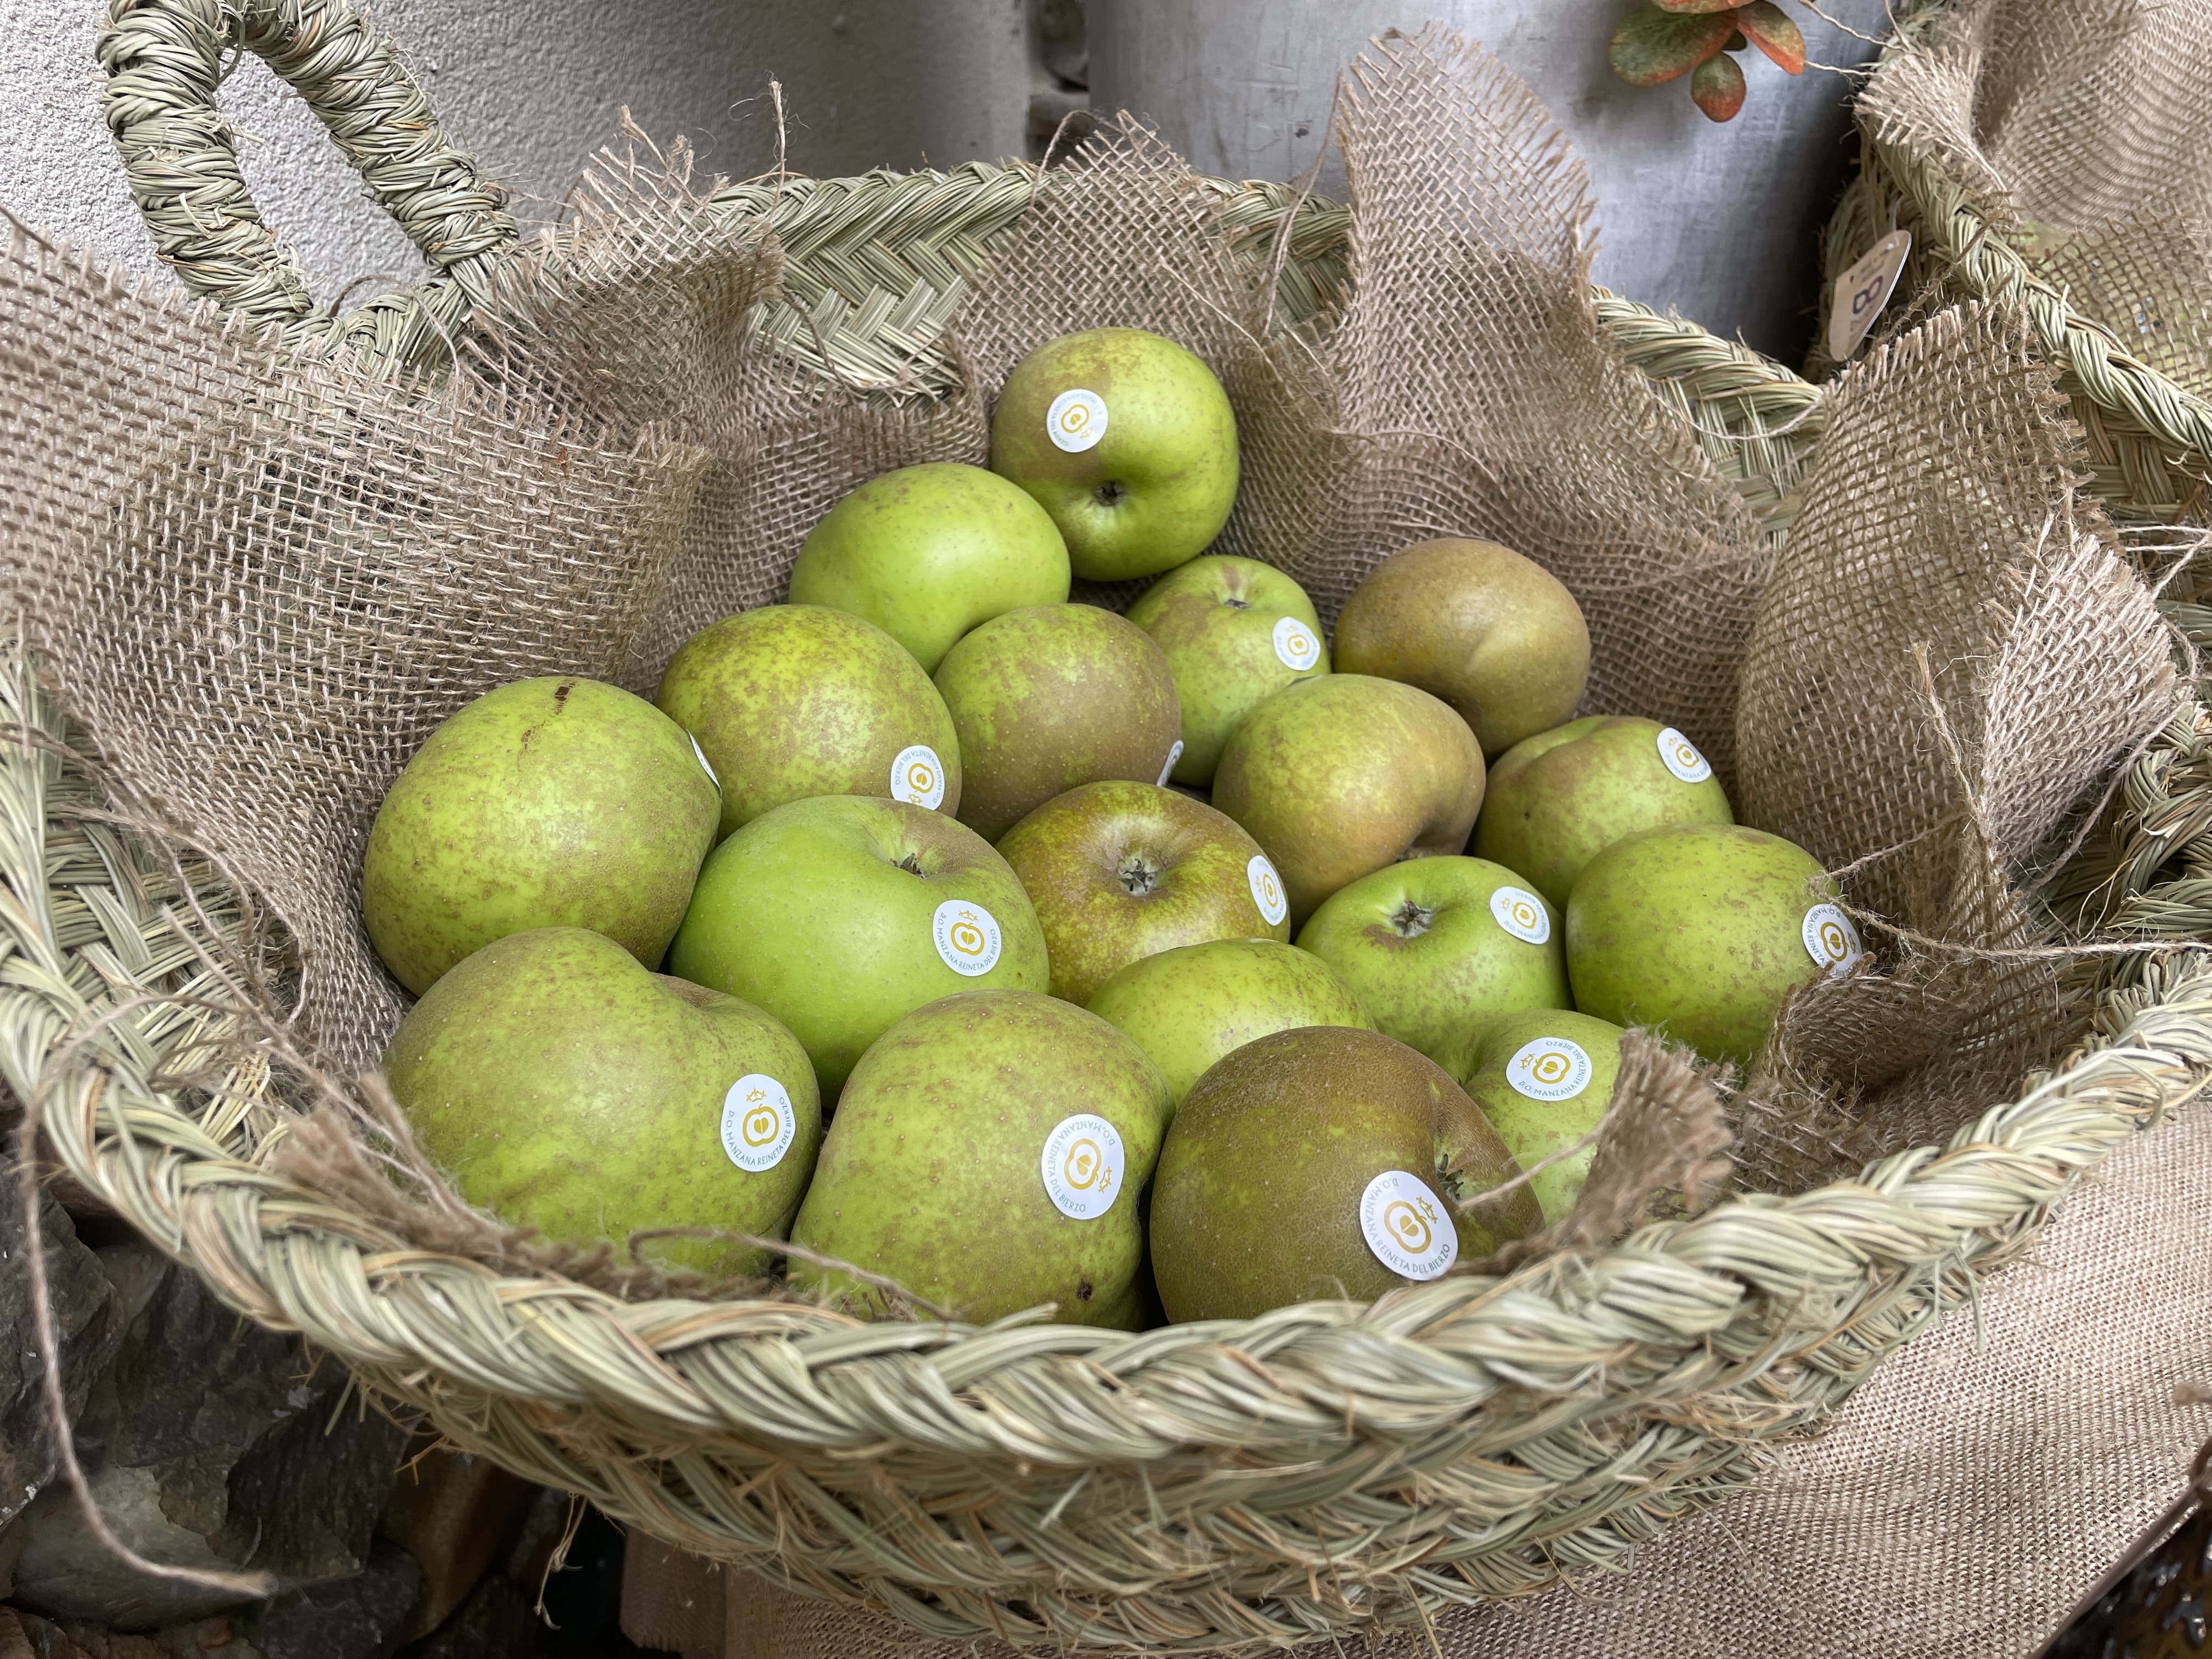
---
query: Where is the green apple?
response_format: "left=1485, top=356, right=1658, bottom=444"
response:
left=791, top=990, right=1171, bottom=1326
left=1474, top=715, right=1734, bottom=907
left=1446, top=1008, right=1625, bottom=1225
left=1212, top=675, right=1484, bottom=927
left=934, top=605, right=1182, bottom=843
left=363, top=677, right=720, bottom=997
left=988, top=327, right=1239, bottom=582
left=383, top=927, right=819, bottom=1277
left=1566, top=823, right=1861, bottom=1065
left=1125, top=555, right=1328, bottom=787
left=1295, top=856, right=1570, bottom=1064
left=1148, top=1026, right=1542, bottom=1322
left=1086, top=938, right=1373, bottom=1108
left=1333, top=538, right=1592, bottom=758
left=667, top=795, right=1048, bottom=1094
left=997, top=780, right=1289, bottom=1005
left=656, top=604, right=961, bottom=839
left=786, top=463, right=1071, bottom=672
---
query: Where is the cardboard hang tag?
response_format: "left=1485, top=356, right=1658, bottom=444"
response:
left=1829, top=230, right=1912, bottom=364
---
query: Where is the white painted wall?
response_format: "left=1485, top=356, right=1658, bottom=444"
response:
left=1091, top=0, right=1890, bottom=360
left=0, top=0, right=1030, bottom=308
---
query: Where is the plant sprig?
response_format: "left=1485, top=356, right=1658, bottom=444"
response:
left=1609, top=0, right=1807, bottom=122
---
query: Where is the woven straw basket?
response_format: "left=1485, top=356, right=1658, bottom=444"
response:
left=11, top=1, right=2212, bottom=1651
left=1814, top=0, right=2212, bottom=522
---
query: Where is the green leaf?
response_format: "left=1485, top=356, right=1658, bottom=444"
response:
left=1736, top=1, right=1807, bottom=72
left=1691, top=51, right=1748, bottom=120
left=1610, top=5, right=1738, bottom=87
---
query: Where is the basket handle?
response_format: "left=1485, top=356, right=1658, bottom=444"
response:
left=97, top=0, right=518, bottom=362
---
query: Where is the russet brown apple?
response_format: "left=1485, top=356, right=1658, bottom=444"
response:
left=934, top=605, right=1183, bottom=843
left=997, top=779, right=1290, bottom=1005
left=1148, top=1025, right=1541, bottom=1322
left=1334, top=538, right=1590, bottom=758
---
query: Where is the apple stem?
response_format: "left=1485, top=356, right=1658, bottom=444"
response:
left=1118, top=854, right=1161, bottom=896
left=1389, top=899, right=1436, bottom=939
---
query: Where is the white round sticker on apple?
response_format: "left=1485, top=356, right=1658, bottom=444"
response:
left=1802, top=903, right=1864, bottom=978
left=1488, top=885, right=1550, bottom=945
left=1041, top=1113, right=1125, bottom=1220
left=1046, top=388, right=1109, bottom=453
left=1506, top=1037, right=1592, bottom=1103
left=1156, top=740, right=1185, bottom=787
left=1272, top=616, right=1322, bottom=672
left=689, top=734, right=720, bottom=790
left=1656, top=726, right=1713, bottom=785
left=720, top=1074, right=795, bottom=1173
left=1358, top=1170, right=1457, bottom=1281
left=933, top=899, right=1002, bottom=977
left=1248, top=854, right=1289, bottom=926
left=890, top=744, right=946, bottom=809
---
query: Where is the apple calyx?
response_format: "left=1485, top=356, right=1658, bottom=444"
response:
left=1094, top=481, right=1126, bottom=507
left=895, top=853, right=926, bottom=876
left=1387, top=899, right=1436, bottom=940
left=1222, top=596, right=1252, bottom=611
left=1118, top=852, right=1164, bottom=895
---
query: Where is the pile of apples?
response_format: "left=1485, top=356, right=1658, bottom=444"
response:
left=363, top=326, right=1862, bottom=1327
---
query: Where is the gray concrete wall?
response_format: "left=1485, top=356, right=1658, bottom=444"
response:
left=0, top=0, right=1031, bottom=307
left=1090, top=0, right=1890, bottom=360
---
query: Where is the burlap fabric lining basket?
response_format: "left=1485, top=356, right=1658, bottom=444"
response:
left=1814, top=0, right=2212, bottom=523
left=4, top=4, right=2211, bottom=1649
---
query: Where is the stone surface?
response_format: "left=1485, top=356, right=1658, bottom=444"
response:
left=377, top=1442, right=539, bottom=1642
left=10, top=1260, right=409, bottom=1627
left=233, top=1541, right=419, bottom=1659
left=0, top=1166, right=122, bottom=1530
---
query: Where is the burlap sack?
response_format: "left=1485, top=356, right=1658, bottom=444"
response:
left=0, top=19, right=2193, bottom=1646
left=1837, top=0, right=2212, bottom=400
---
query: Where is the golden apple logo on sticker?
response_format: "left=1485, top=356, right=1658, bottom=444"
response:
left=1802, top=902, right=1864, bottom=977
left=1041, top=1114, right=1125, bottom=1220
left=1383, top=1198, right=1434, bottom=1256
left=721, top=1075, right=793, bottom=1173
left=1488, top=884, right=1550, bottom=944
left=932, top=897, right=1002, bottom=976
left=1060, top=1137, right=1109, bottom=1193
left=740, top=1087, right=780, bottom=1148
left=1656, top=726, right=1714, bottom=785
left=1046, top=388, right=1109, bottom=453
left=1271, top=615, right=1322, bottom=672
left=890, top=744, right=946, bottom=810
left=1526, top=1049, right=1573, bottom=1088
left=1506, top=1036, right=1592, bottom=1102
left=1359, top=1170, right=1457, bottom=1279
left=1246, top=854, right=1289, bottom=926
